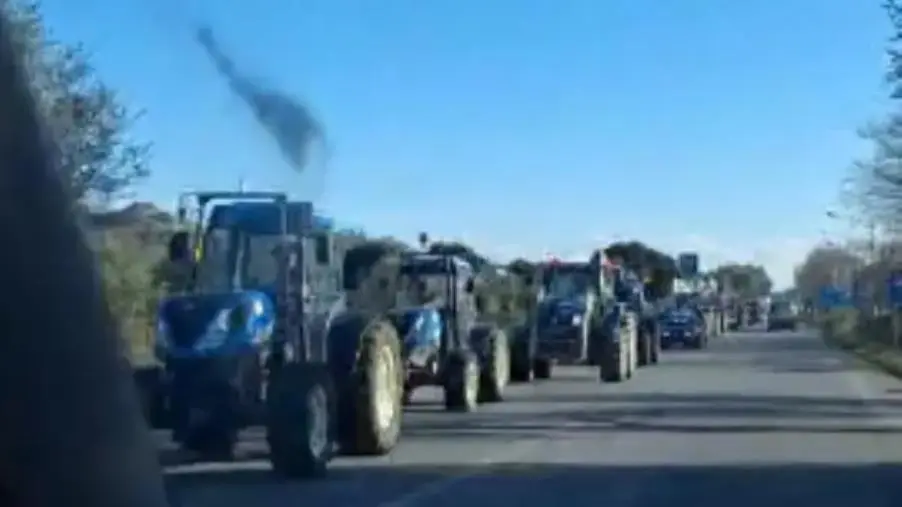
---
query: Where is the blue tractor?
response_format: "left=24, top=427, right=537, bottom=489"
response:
left=342, top=247, right=509, bottom=411
left=151, top=192, right=404, bottom=478
left=526, top=251, right=639, bottom=383
left=531, top=259, right=600, bottom=375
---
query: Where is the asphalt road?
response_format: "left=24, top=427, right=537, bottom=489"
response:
left=164, top=328, right=902, bottom=507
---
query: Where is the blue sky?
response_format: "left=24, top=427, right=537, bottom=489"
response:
left=41, top=0, right=889, bottom=288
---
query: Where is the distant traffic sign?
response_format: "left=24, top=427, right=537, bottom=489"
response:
left=818, top=285, right=852, bottom=309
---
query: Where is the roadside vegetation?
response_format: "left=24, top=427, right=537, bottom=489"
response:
left=797, top=1, right=902, bottom=378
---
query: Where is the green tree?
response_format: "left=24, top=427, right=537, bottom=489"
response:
left=713, top=263, right=773, bottom=298
left=604, top=240, right=678, bottom=299
left=6, top=0, right=155, bottom=361
left=3, top=0, right=150, bottom=204
left=849, top=0, right=902, bottom=228
left=793, top=246, right=863, bottom=303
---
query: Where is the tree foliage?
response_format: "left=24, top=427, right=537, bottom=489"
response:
left=849, top=0, right=902, bottom=230
left=793, top=246, right=863, bottom=303
left=712, top=263, right=773, bottom=299
left=7, top=0, right=155, bottom=361
left=604, top=240, right=678, bottom=300
left=2, top=0, right=151, bottom=203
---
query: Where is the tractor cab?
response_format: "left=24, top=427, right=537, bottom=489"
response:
left=391, top=253, right=476, bottom=363
left=157, top=194, right=335, bottom=362
left=536, top=261, right=594, bottom=326
left=153, top=192, right=351, bottom=475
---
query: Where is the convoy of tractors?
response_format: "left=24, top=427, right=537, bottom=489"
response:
left=137, top=192, right=732, bottom=480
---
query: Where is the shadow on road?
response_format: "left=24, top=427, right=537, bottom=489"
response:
left=165, top=462, right=902, bottom=507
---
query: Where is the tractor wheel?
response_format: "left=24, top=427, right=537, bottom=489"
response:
left=600, top=331, right=628, bottom=383
left=533, top=357, right=553, bottom=379
left=626, top=325, right=637, bottom=379
left=443, top=350, right=480, bottom=412
left=133, top=365, right=168, bottom=429
left=181, top=420, right=238, bottom=461
left=649, top=328, right=661, bottom=365
left=266, top=363, right=336, bottom=479
left=637, top=328, right=651, bottom=367
left=509, top=328, right=534, bottom=383
left=338, top=320, right=403, bottom=456
left=478, top=329, right=510, bottom=403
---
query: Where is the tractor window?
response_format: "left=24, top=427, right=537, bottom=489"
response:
left=543, top=267, right=592, bottom=298
left=397, top=271, right=448, bottom=307
left=544, top=270, right=591, bottom=300
left=242, top=233, right=282, bottom=289
left=193, top=228, right=233, bottom=293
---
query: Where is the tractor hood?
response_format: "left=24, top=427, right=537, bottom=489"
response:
left=156, top=290, right=275, bottom=359
left=538, top=296, right=587, bottom=327
left=386, top=306, right=443, bottom=356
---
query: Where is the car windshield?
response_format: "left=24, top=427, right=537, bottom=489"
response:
left=770, top=302, right=792, bottom=315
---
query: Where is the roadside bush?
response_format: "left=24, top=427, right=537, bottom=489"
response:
left=820, top=308, right=902, bottom=378
left=94, top=228, right=165, bottom=366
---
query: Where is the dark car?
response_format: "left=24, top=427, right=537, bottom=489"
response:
left=766, top=301, right=798, bottom=331
left=659, top=306, right=707, bottom=349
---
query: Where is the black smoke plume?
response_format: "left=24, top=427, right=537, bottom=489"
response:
left=194, top=24, right=325, bottom=173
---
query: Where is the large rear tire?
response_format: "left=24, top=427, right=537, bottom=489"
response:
left=477, top=328, right=510, bottom=403
left=333, top=317, right=403, bottom=456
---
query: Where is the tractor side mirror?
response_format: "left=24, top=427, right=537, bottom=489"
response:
left=167, top=232, right=191, bottom=263
left=464, top=278, right=475, bottom=293
left=314, top=234, right=332, bottom=265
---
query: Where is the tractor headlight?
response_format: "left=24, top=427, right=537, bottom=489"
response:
left=250, top=299, right=265, bottom=317
left=212, top=309, right=231, bottom=332
left=571, top=314, right=583, bottom=326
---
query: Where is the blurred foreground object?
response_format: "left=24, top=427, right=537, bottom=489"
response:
left=0, top=10, right=169, bottom=507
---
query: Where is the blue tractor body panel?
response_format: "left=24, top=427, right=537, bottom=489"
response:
left=389, top=306, right=443, bottom=368
left=156, top=290, right=276, bottom=360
